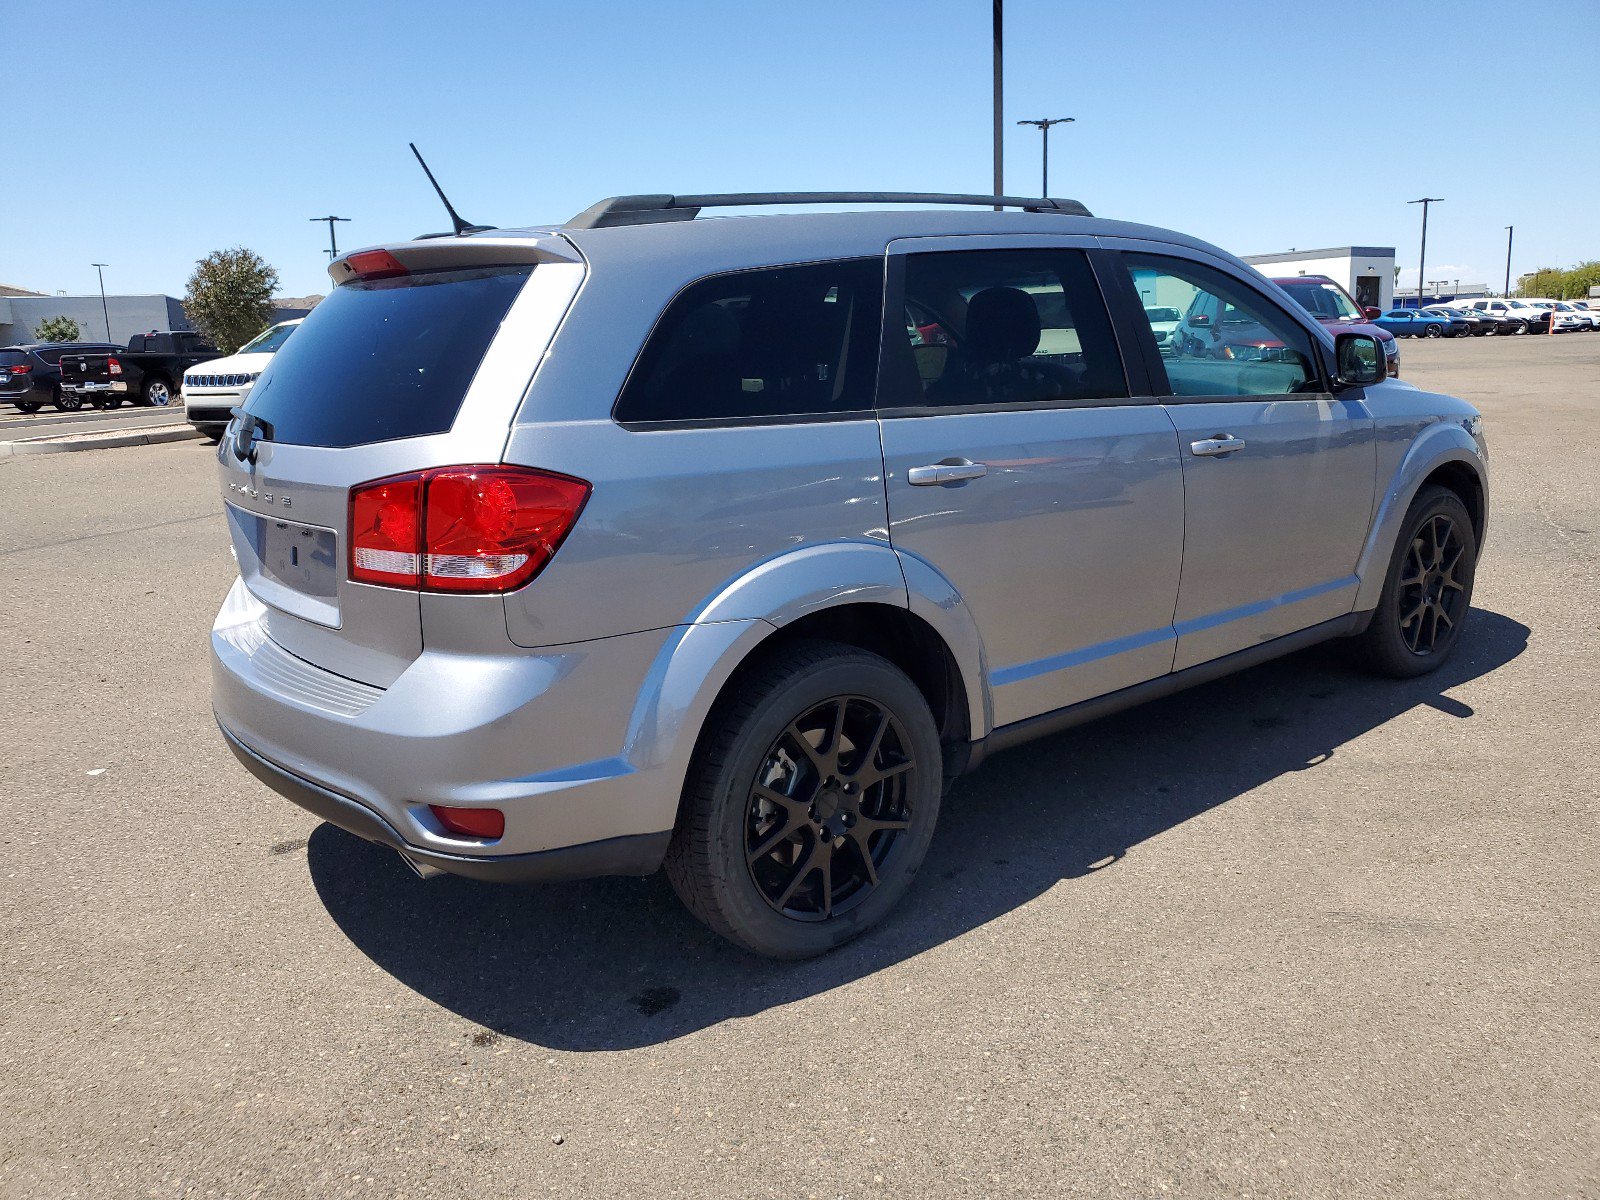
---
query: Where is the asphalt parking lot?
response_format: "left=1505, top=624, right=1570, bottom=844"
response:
left=2, top=335, right=1595, bottom=1198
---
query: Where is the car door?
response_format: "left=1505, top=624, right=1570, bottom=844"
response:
left=877, top=238, right=1186, bottom=730
left=1114, top=249, right=1377, bottom=670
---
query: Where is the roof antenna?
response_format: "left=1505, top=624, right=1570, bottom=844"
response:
left=409, top=142, right=494, bottom=236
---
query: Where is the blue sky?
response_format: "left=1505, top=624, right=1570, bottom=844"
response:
left=4, top=0, right=1595, bottom=300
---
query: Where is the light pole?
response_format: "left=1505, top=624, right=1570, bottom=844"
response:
left=1016, top=116, right=1074, bottom=196
left=992, top=0, right=1003, bottom=207
left=310, top=215, right=351, bottom=260
left=1504, top=225, right=1514, bottom=297
left=1407, top=197, right=1442, bottom=309
left=91, top=263, right=111, bottom=342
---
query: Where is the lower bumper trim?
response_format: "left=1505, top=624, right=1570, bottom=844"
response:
left=219, top=721, right=671, bottom=884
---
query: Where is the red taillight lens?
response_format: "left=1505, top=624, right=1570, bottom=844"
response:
left=422, top=466, right=590, bottom=592
left=429, top=805, right=505, bottom=840
left=107, top=357, right=123, bottom=376
left=349, top=473, right=422, bottom=587
left=345, top=249, right=409, bottom=280
left=6, top=364, right=30, bottom=375
left=348, top=466, right=589, bottom=594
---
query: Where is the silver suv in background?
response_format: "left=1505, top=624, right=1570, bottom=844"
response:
left=212, top=193, right=1489, bottom=959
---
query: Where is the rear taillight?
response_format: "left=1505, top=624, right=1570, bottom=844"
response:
left=107, top=357, right=123, bottom=376
left=349, top=465, right=589, bottom=593
left=6, top=365, right=30, bottom=375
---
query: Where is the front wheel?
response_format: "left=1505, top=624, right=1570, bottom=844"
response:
left=142, top=378, right=174, bottom=407
left=666, top=640, right=942, bottom=959
left=1355, top=486, right=1477, bottom=678
left=1512, top=320, right=1528, bottom=335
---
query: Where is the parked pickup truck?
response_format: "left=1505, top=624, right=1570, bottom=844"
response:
left=57, top=331, right=220, bottom=411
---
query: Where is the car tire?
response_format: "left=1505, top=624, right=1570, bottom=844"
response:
left=665, top=638, right=943, bottom=959
left=96, top=394, right=120, bottom=410
left=142, top=377, right=174, bottom=407
left=1424, top=324, right=1443, bottom=338
left=15, top=399, right=42, bottom=414
left=1355, top=485, right=1477, bottom=679
left=55, top=389, right=84, bottom=413
left=1512, top=320, right=1528, bottom=335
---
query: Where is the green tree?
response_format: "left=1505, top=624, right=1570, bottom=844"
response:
left=183, top=247, right=280, bottom=353
left=1559, top=260, right=1600, bottom=300
left=33, top=315, right=81, bottom=343
left=1516, top=268, right=1564, bottom=298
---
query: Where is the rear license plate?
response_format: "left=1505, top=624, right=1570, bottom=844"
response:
left=257, top=515, right=338, bottom=598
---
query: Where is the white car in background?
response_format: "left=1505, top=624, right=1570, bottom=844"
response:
left=1520, top=300, right=1588, bottom=333
left=183, top=319, right=303, bottom=441
left=1555, top=300, right=1598, bottom=330
left=1143, top=305, right=1183, bottom=353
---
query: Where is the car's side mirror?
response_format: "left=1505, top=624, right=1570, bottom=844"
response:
left=1333, top=332, right=1385, bottom=390
left=1189, top=313, right=1211, bottom=328
left=1363, top=306, right=1382, bottom=319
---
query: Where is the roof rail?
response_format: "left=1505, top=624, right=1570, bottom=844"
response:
left=565, top=191, right=1093, bottom=230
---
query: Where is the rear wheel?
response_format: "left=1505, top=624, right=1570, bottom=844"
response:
left=15, top=398, right=41, bottom=414
left=1512, top=320, right=1528, bottom=335
left=666, top=640, right=942, bottom=959
left=1424, top=323, right=1443, bottom=338
left=1355, top=486, right=1477, bottom=678
left=95, top=393, right=120, bottom=410
left=55, top=389, right=84, bottom=412
left=142, top=377, right=174, bottom=407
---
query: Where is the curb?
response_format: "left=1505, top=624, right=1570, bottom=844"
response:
left=0, top=424, right=204, bottom=458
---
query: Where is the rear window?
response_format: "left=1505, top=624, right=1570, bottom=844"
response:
left=614, top=258, right=883, bottom=424
left=241, top=265, right=531, bottom=448
left=0, top=351, right=28, bottom=367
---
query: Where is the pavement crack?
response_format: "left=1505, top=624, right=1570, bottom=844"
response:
left=1, top=512, right=217, bottom=557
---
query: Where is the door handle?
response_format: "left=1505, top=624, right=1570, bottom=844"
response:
left=1189, top=434, right=1246, bottom=457
left=907, top=459, right=989, bottom=486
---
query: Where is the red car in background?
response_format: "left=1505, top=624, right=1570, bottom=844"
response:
left=1271, top=275, right=1400, bottom=378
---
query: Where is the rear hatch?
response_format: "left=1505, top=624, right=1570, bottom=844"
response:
left=0, top=350, right=34, bottom=397
left=217, top=236, right=585, bottom=687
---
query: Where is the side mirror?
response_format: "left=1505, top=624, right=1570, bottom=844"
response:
left=1334, top=332, right=1385, bottom=390
left=1188, top=313, right=1212, bottom=328
left=1363, top=306, right=1382, bottom=319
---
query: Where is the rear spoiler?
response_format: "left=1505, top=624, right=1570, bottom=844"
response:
left=327, top=234, right=581, bottom=287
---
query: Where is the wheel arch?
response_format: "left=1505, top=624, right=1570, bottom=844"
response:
left=1353, top=430, right=1487, bottom=612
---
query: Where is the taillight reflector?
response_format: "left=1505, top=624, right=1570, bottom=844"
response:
left=429, top=805, right=505, bottom=840
left=107, top=358, right=123, bottom=376
left=348, top=465, right=589, bottom=593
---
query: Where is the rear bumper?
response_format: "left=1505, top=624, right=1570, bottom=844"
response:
left=219, top=722, right=668, bottom=882
left=62, top=381, right=125, bottom=394
left=211, top=577, right=680, bottom=875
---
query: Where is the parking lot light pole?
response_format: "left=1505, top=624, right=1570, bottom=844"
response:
left=310, top=216, right=351, bottom=260
left=1408, top=197, right=1443, bottom=310
left=91, top=263, right=111, bottom=342
left=1016, top=117, right=1074, bottom=196
left=992, top=0, right=1003, bottom=209
left=1504, top=226, right=1514, bottom=297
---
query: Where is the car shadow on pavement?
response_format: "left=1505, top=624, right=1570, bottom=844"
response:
left=308, top=608, right=1528, bottom=1051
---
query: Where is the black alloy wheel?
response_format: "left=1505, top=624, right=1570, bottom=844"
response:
left=666, top=639, right=942, bottom=959
left=15, top=399, right=41, bottom=414
left=1396, top=513, right=1468, bottom=655
left=1425, top=323, right=1443, bottom=338
left=55, top=390, right=83, bottom=412
left=1356, top=485, right=1477, bottom=678
left=744, top=695, right=915, bottom=921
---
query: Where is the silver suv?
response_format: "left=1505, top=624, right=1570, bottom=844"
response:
left=212, top=192, right=1488, bottom=959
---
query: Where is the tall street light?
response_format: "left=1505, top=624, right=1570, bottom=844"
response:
left=1408, top=197, right=1443, bottom=310
left=91, top=263, right=111, bottom=342
left=992, top=0, right=1003, bottom=208
left=1504, top=225, right=1514, bottom=297
left=310, top=215, right=351, bottom=260
left=1016, top=116, right=1074, bottom=196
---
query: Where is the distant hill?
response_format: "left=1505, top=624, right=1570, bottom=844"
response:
left=273, top=295, right=324, bottom=312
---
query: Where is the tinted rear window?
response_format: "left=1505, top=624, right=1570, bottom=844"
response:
left=0, top=351, right=28, bottom=367
left=241, top=265, right=531, bottom=448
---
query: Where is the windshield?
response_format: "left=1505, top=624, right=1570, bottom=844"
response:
left=238, top=322, right=300, bottom=354
left=241, top=265, right=531, bottom=448
left=1144, top=307, right=1181, bottom=322
left=1280, top=280, right=1363, bottom=320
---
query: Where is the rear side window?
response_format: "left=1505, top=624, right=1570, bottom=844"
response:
left=615, top=258, right=883, bottom=424
left=888, top=248, right=1128, bottom=408
left=242, top=265, right=531, bottom=448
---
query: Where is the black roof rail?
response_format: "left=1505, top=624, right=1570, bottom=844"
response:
left=565, top=191, right=1093, bottom=230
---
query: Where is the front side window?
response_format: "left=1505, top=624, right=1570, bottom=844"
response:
left=615, top=259, right=882, bottom=424
left=1127, top=254, right=1318, bottom=397
left=891, top=248, right=1126, bottom=408
left=1278, top=278, right=1363, bottom=321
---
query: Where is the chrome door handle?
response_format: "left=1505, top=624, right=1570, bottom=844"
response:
left=907, top=459, right=989, bottom=486
left=1189, top=435, right=1246, bottom=457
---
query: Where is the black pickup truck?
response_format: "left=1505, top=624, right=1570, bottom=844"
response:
left=57, top=331, right=220, bottom=411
